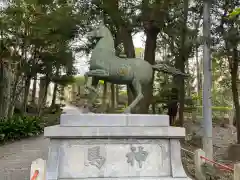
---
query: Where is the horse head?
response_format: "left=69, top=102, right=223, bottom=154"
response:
left=87, top=23, right=112, bottom=40
left=87, top=23, right=115, bottom=54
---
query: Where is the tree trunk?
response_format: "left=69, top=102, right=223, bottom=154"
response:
left=115, top=85, right=119, bottom=106
left=140, top=29, right=158, bottom=113
left=230, top=48, right=240, bottom=143
left=38, top=77, right=47, bottom=107
left=110, top=84, right=115, bottom=109
left=31, top=75, right=37, bottom=105
left=51, top=66, right=60, bottom=107
left=120, top=27, right=135, bottom=58
left=0, top=64, right=11, bottom=119
left=186, top=60, right=191, bottom=97
left=78, top=86, right=81, bottom=95
left=174, top=63, right=185, bottom=126
left=173, top=0, right=189, bottom=126
left=59, top=86, right=65, bottom=104
left=196, top=47, right=202, bottom=106
left=102, top=81, right=108, bottom=107
left=22, top=76, right=31, bottom=113
left=8, top=73, right=22, bottom=118
left=0, top=66, right=4, bottom=118
left=152, top=103, right=156, bottom=114
left=38, top=77, right=50, bottom=117
left=51, top=83, right=58, bottom=108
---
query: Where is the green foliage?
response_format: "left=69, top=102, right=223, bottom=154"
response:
left=1, top=0, right=83, bottom=84
left=0, top=115, right=44, bottom=143
left=53, top=75, right=75, bottom=86
left=135, top=48, right=144, bottom=57
left=119, top=91, right=127, bottom=96
left=228, top=8, right=240, bottom=18
left=184, top=106, right=232, bottom=114
left=74, top=76, right=85, bottom=85
left=0, top=0, right=86, bottom=116
left=196, top=106, right=232, bottom=112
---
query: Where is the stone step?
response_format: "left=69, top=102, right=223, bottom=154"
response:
left=60, top=114, right=169, bottom=127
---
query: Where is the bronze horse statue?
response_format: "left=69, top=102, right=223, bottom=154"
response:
left=84, top=24, right=188, bottom=113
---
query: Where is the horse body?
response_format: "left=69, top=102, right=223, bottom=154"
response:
left=90, top=36, right=153, bottom=85
left=84, top=24, right=187, bottom=113
left=90, top=56, right=153, bottom=85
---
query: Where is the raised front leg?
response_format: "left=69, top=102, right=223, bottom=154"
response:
left=123, top=79, right=143, bottom=114
left=84, top=69, right=109, bottom=94
left=84, top=70, right=109, bottom=110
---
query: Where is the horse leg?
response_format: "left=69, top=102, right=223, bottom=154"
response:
left=123, top=79, right=143, bottom=114
left=89, top=77, right=99, bottom=103
left=84, top=69, right=109, bottom=94
left=129, top=84, right=137, bottom=97
left=128, top=84, right=137, bottom=113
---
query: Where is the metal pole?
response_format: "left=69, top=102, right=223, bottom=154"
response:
left=202, top=0, right=213, bottom=159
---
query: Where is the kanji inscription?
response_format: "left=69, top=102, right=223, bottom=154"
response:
left=85, top=146, right=105, bottom=169
left=126, top=146, right=148, bottom=168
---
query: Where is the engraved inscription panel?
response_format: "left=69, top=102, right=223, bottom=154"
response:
left=58, top=140, right=170, bottom=178
left=126, top=146, right=148, bottom=168
left=85, top=146, right=106, bottom=169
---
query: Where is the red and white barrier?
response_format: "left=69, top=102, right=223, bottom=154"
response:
left=181, top=148, right=240, bottom=180
left=30, top=158, right=46, bottom=180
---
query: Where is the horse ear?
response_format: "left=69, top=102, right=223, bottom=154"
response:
left=100, top=21, right=104, bottom=26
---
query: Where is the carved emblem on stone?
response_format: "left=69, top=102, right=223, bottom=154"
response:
left=85, top=146, right=105, bottom=169
left=126, top=146, right=148, bottom=168
left=117, top=65, right=129, bottom=76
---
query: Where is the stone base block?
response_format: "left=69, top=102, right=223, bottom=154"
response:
left=44, top=113, right=192, bottom=180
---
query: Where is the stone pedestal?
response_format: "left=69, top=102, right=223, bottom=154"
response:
left=44, top=114, right=191, bottom=180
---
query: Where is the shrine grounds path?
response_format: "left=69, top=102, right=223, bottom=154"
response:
left=0, top=104, right=83, bottom=180
left=0, top=135, right=48, bottom=180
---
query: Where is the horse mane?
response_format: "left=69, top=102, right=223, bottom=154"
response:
left=97, top=25, right=115, bottom=52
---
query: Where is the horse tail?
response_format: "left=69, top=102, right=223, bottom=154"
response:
left=152, top=63, right=188, bottom=77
